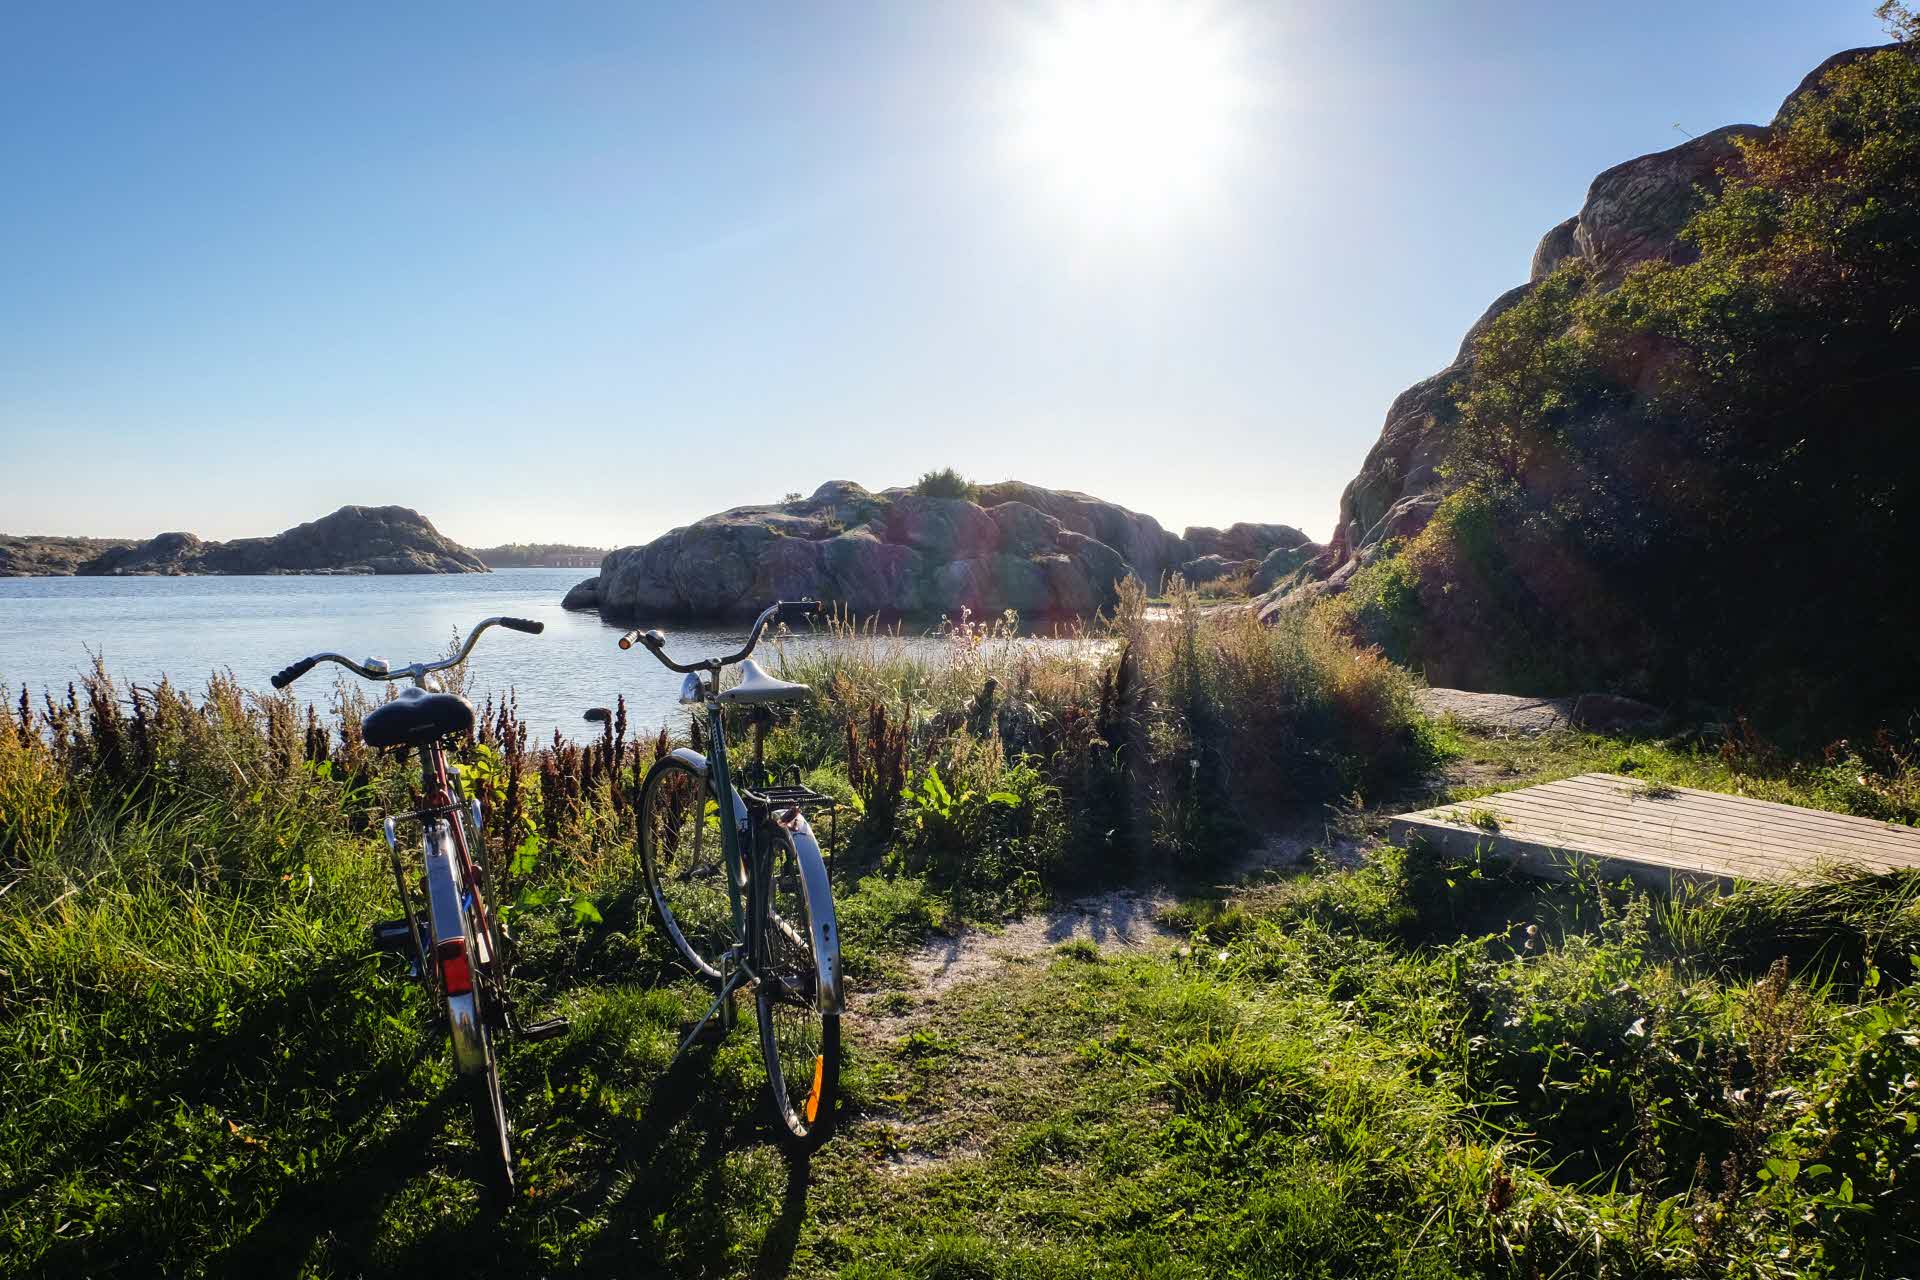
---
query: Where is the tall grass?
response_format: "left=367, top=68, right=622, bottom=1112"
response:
left=770, top=583, right=1430, bottom=898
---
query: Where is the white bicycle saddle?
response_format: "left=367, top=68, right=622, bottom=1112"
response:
left=717, top=659, right=812, bottom=706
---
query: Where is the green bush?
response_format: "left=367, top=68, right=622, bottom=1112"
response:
left=912, top=467, right=978, bottom=501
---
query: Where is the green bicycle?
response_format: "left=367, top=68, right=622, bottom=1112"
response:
left=619, top=599, right=843, bottom=1149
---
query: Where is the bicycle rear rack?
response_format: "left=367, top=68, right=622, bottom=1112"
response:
left=739, top=767, right=846, bottom=877
left=742, top=783, right=838, bottom=810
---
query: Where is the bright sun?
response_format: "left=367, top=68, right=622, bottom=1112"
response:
left=1005, top=0, right=1253, bottom=235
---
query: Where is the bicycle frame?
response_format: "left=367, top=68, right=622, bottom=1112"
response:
left=382, top=734, right=499, bottom=1074
left=273, top=616, right=534, bottom=1071
left=670, top=668, right=843, bottom=1016
left=634, top=603, right=843, bottom=1053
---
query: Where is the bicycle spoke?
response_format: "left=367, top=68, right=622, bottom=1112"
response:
left=756, top=825, right=839, bottom=1148
left=641, top=758, right=738, bottom=980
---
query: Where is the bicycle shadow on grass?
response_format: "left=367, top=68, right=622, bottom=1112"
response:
left=204, top=1091, right=463, bottom=1279
left=749, top=1154, right=813, bottom=1279
left=551, top=1041, right=776, bottom=1272
left=20, top=957, right=435, bottom=1278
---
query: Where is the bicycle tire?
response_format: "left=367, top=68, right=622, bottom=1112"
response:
left=464, top=1010, right=514, bottom=1209
left=638, top=754, right=739, bottom=981
left=754, top=821, right=842, bottom=1150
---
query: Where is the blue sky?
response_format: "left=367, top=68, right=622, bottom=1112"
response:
left=0, top=1, right=1890, bottom=548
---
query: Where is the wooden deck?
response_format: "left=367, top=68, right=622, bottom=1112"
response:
left=1387, top=773, right=1920, bottom=891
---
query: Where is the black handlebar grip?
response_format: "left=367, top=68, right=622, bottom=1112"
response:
left=498, top=616, right=545, bottom=634
left=777, top=598, right=823, bottom=623
left=270, top=656, right=319, bottom=690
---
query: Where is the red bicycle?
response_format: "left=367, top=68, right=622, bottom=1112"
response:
left=271, top=615, right=562, bottom=1205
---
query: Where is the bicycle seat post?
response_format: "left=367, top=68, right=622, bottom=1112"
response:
left=750, top=706, right=773, bottom=782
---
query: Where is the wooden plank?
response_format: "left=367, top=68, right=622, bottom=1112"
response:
left=1517, top=774, right=1904, bottom=844
left=1452, top=792, right=1919, bottom=867
left=1392, top=806, right=1749, bottom=873
left=1545, top=778, right=1920, bottom=850
left=1386, top=816, right=1738, bottom=892
left=1418, top=778, right=1920, bottom=863
left=1489, top=802, right=1920, bottom=871
left=1415, top=803, right=1908, bottom=877
left=1392, top=812, right=1755, bottom=879
left=1388, top=772, right=1920, bottom=888
left=1553, top=774, right=1920, bottom=847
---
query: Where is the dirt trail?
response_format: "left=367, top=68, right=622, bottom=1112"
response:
left=848, top=814, right=1366, bottom=1176
left=873, top=813, right=1359, bottom=1006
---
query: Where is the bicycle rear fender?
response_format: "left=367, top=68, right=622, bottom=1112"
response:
left=670, top=747, right=842, bottom=1013
left=782, top=812, right=844, bottom=1015
left=423, top=819, right=488, bottom=1076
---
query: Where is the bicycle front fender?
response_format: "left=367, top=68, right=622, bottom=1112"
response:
left=782, top=812, right=844, bottom=1015
left=666, top=747, right=750, bottom=832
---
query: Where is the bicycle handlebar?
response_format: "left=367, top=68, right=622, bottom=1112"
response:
left=618, top=598, right=820, bottom=674
left=269, top=615, right=544, bottom=690
left=270, top=656, right=320, bottom=690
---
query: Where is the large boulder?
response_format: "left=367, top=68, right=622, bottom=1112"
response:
left=1181, top=522, right=1309, bottom=563
left=821, top=528, right=920, bottom=613
left=885, top=495, right=1001, bottom=558
left=1253, top=540, right=1325, bottom=593
left=1573, top=126, right=1766, bottom=282
left=84, top=532, right=205, bottom=575
left=974, top=481, right=1187, bottom=589
left=1529, top=216, right=1581, bottom=282
left=581, top=479, right=1263, bottom=621
left=1178, top=555, right=1258, bottom=586
left=986, top=501, right=1065, bottom=556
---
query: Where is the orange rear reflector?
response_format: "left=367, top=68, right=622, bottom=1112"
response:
left=804, top=1055, right=824, bottom=1124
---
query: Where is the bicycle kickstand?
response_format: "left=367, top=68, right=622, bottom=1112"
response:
left=675, top=949, right=745, bottom=1060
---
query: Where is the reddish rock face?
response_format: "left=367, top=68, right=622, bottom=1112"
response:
left=1258, top=45, right=1901, bottom=622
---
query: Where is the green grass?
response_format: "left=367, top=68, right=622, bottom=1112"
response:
left=6, top=655, right=1920, bottom=1275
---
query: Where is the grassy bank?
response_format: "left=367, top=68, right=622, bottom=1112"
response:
left=2, top=606, right=1917, bottom=1277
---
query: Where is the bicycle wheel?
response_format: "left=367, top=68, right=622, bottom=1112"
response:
left=428, top=819, right=515, bottom=1207
left=638, top=754, right=739, bottom=982
left=755, top=822, right=841, bottom=1149
left=455, top=904, right=514, bottom=1208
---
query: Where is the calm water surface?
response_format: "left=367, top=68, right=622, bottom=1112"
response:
left=0, top=570, right=1089, bottom=741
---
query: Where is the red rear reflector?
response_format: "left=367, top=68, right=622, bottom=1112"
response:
left=437, top=939, right=472, bottom=995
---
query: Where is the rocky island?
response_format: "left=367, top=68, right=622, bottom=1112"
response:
left=2, top=506, right=486, bottom=576
left=564, top=480, right=1315, bottom=621
left=0, top=536, right=137, bottom=577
